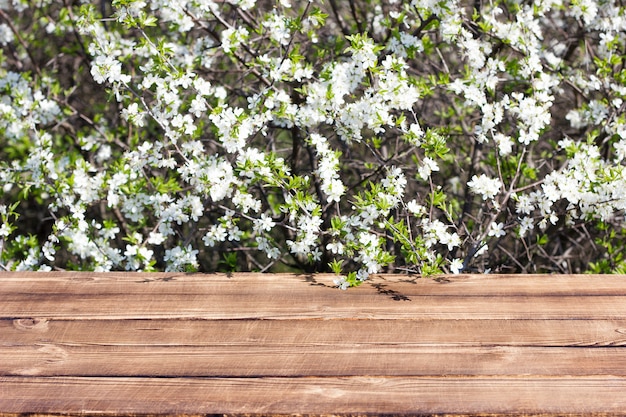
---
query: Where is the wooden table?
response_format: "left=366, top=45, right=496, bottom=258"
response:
left=2, top=272, right=626, bottom=416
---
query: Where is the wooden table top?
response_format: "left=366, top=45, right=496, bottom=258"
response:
left=2, top=272, right=626, bottom=416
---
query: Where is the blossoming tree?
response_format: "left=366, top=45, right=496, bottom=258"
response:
left=1, top=0, right=625, bottom=287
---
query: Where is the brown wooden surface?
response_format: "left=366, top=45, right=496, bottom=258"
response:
left=2, top=272, right=626, bottom=416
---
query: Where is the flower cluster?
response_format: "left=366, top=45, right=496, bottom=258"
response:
left=2, top=0, right=626, bottom=284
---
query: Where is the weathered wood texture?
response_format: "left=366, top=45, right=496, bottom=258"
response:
left=2, top=272, right=626, bottom=416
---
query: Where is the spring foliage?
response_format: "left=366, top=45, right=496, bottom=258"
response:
left=2, top=0, right=626, bottom=286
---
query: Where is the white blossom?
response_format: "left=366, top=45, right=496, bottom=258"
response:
left=467, top=174, right=502, bottom=200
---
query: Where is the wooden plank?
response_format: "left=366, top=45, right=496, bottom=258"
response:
left=3, top=273, right=626, bottom=320
left=5, top=318, right=626, bottom=347
left=3, top=273, right=626, bottom=416
left=2, top=272, right=626, bottom=296
left=3, top=376, right=626, bottom=415
left=3, top=293, right=626, bottom=320
left=3, top=319, right=626, bottom=378
left=4, top=344, right=626, bottom=378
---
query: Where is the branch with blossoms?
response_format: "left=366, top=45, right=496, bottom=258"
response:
left=1, top=0, right=626, bottom=285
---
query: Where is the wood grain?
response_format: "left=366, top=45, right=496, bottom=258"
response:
left=2, top=271, right=626, bottom=295
left=5, top=344, right=626, bottom=377
left=2, top=272, right=626, bottom=416
left=5, top=318, right=626, bottom=346
left=3, top=376, right=626, bottom=415
left=4, top=295, right=626, bottom=319
left=3, top=272, right=626, bottom=320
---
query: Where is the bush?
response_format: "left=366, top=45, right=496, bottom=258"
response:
left=1, top=0, right=626, bottom=286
